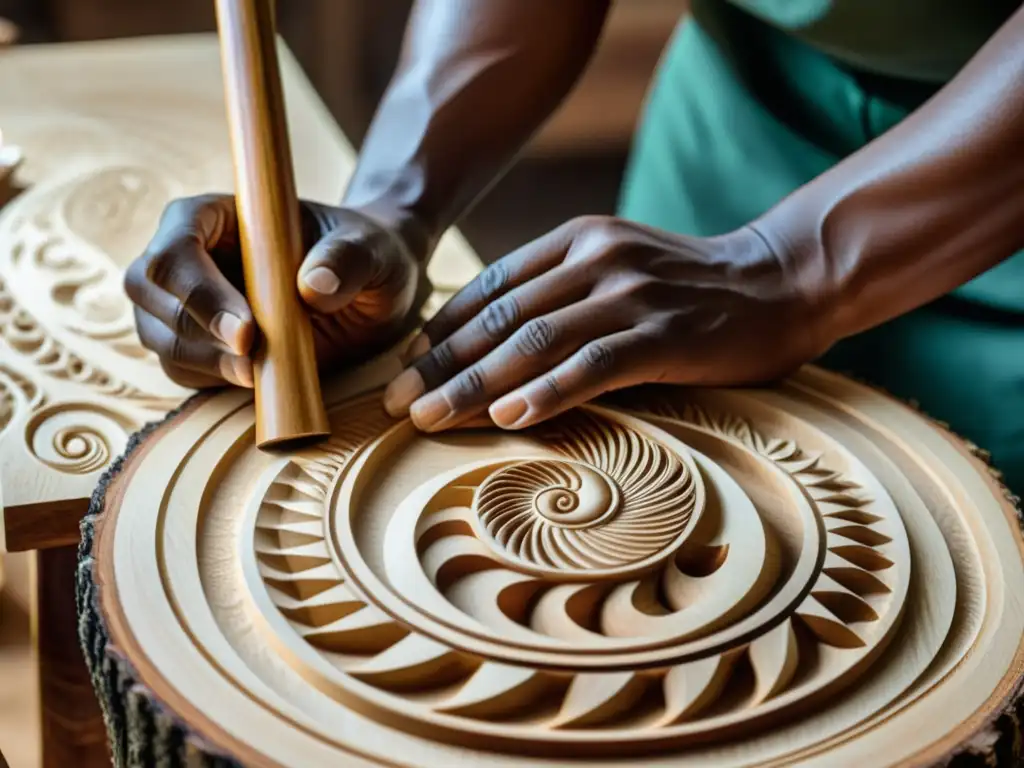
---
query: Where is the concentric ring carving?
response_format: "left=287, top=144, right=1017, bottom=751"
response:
left=233, top=389, right=912, bottom=753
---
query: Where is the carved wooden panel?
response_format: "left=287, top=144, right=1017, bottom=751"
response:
left=0, top=34, right=481, bottom=551
left=86, top=362, right=1024, bottom=766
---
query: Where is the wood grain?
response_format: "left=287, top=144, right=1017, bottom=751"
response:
left=88, top=362, right=1024, bottom=766
left=215, top=0, right=330, bottom=448
left=0, top=34, right=482, bottom=551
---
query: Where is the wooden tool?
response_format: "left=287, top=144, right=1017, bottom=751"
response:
left=215, top=0, right=330, bottom=448
left=80, top=363, right=1024, bottom=767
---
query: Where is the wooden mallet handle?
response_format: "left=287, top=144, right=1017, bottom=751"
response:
left=215, top=0, right=329, bottom=448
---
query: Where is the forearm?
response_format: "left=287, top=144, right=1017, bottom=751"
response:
left=342, top=0, right=611, bottom=261
left=756, top=5, right=1024, bottom=344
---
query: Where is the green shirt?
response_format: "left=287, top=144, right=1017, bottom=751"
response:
left=618, top=0, right=1024, bottom=492
left=727, top=0, right=1020, bottom=82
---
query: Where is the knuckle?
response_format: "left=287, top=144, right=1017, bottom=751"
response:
left=568, top=214, right=608, bottom=234
left=430, top=341, right=456, bottom=373
left=144, top=248, right=174, bottom=288
left=568, top=233, right=619, bottom=268
left=581, top=341, right=615, bottom=373
left=171, top=302, right=192, bottom=335
left=454, top=366, right=488, bottom=400
left=625, top=277, right=661, bottom=302
left=168, top=333, right=188, bottom=365
left=478, top=296, right=520, bottom=340
left=543, top=375, right=563, bottom=404
left=144, top=239, right=200, bottom=290
left=160, top=197, right=190, bottom=220
left=418, top=341, right=457, bottom=386
left=477, top=261, right=509, bottom=301
left=514, top=317, right=556, bottom=357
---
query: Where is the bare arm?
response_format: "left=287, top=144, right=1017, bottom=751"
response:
left=756, top=4, right=1024, bottom=347
left=342, top=0, right=613, bottom=260
left=378, top=5, right=1024, bottom=433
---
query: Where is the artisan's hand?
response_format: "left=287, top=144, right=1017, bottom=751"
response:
left=383, top=216, right=828, bottom=432
left=125, top=194, right=426, bottom=389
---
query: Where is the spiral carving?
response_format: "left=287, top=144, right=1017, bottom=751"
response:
left=473, top=411, right=700, bottom=573
left=26, top=403, right=134, bottom=474
left=50, top=427, right=109, bottom=473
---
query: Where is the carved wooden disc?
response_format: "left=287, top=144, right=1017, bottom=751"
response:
left=90, top=361, right=1024, bottom=767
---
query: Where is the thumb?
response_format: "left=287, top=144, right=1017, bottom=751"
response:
left=297, top=231, right=378, bottom=314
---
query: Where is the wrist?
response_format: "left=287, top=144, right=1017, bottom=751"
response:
left=344, top=196, right=438, bottom=267
left=740, top=213, right=846, bottom=358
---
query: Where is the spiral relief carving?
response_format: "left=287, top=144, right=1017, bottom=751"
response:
left=26, top=403, right=134, bottom=474
left=241, top=395, right=909, bottom=756
left=474, top=413, right=697, bottom=573
left=0, top=168, right=187, bottom=410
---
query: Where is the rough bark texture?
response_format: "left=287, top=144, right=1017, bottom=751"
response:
left=76, top=397, right=240, bottom=768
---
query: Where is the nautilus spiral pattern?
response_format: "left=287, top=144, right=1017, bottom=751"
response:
left=474, top=411, right=698, bottom=573
left=231, top=390, right=912, bottom=751
left=97, top=369, right=1024, bottom=767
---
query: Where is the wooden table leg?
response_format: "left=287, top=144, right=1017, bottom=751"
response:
left=36, top=545, right=109, bottom=767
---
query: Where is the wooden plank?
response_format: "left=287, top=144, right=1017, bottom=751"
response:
left=37, top=545, right=108, bottom=768
left=0, top=33, right=483, bottom=552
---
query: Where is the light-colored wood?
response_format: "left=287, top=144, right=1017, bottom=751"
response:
left=90, top=360, right=1024, bottom=766
left=0, top=34, right=482, bottom=552
left=216, top=0, right=330, bottom=448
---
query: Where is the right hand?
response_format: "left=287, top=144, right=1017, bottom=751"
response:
left=125, top=194, right=430, bottom=389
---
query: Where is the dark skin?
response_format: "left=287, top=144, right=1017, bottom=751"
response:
left=127, top=1, right=1024, bottom=431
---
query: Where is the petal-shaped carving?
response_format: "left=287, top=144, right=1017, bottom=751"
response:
left=829, top=545, right=895, bottom=572
left=749, top=619, right=799, bottom=705
left=826, top=522, right=893, bottom=547
left=437, top=663, right=553, bottom=719
left=795, top=596, right=866, bottom=649
left=660, top=652, right=741, bottom=724
left=272, top=583, right=364, bottom=627
left=551, top=672, right=648, bottom=729
left=299, top=605, right=406, bottom=654
left=350, top=634, right=474, bottom=691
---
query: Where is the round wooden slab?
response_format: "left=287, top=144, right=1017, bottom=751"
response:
left=80, top=366, right=1024, bottom=767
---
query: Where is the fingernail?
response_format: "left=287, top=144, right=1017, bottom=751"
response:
left=490, top=396, right=529, bottom=428
left=402, top=333, right=431, bottom=364
left=219, top=355, right=253, bottom=388
left=233, top=357, right=254, bottom=388
left=383, top=368, right=425, bottom=416
left=303, top=266, right=340, bottom=296
left=410, top=392, right=453, bottom=432
left=210, top=312, right=245, bottom=354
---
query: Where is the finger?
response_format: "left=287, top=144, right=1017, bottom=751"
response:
left=409, top=224, right=578, bottom=355
left=158, top=361, right=228, bottom=391
left=403, top=298, right=628, bottom=432
left=383, top=260, right=594, bottom=418
left=488, top=329, right=658, bottom=429
left=135, top=307, right=253, bottom=388
left=297, top=220, right=413, bottom=315
left=125, top=278, right=218, bottom=344
left=127, top=197, right=254, bottom=355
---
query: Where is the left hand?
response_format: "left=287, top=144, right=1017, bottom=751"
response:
left=382, top=215, right=829, bottom=432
